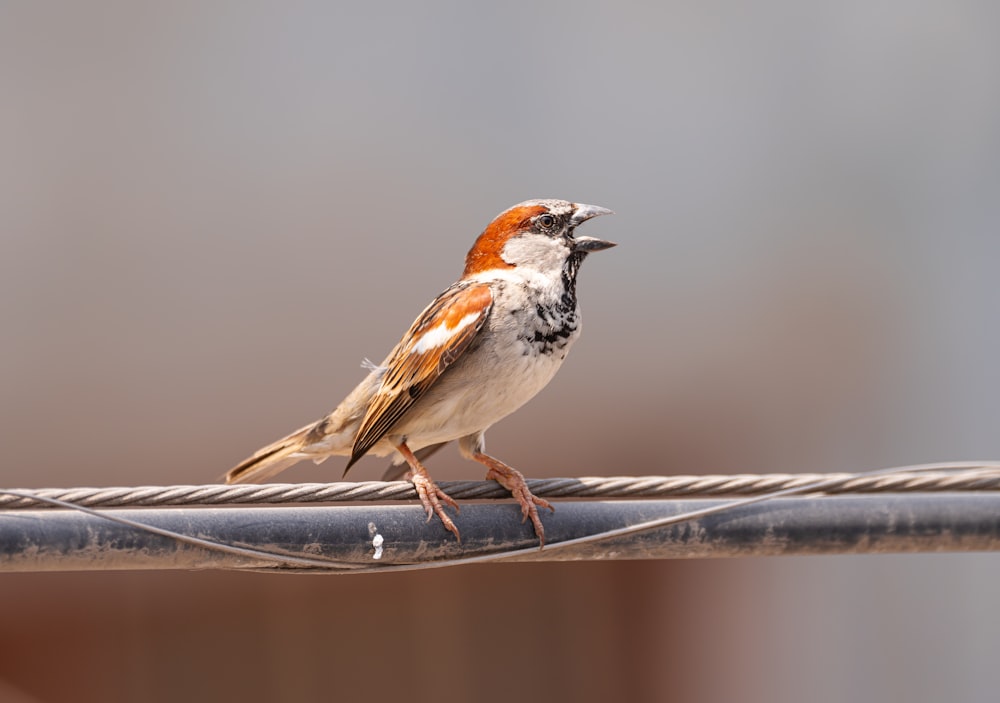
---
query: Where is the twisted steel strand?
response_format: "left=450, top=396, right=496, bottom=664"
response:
left=3, top=463, right=1000, bottom=510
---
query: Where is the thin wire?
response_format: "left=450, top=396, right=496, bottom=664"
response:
left=3, top=463, right=1000, bottom=510
left=4, top=461, right=998, bottom=573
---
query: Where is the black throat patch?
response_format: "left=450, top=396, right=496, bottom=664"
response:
left=517, top=251, right=586, bottom=357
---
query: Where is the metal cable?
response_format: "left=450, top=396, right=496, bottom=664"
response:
left=4, top=462, right=1000, bottom=573
left=3, top=462, right=1000, bottom=510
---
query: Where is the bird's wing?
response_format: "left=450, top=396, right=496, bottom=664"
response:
left=347, top=281, right=494, bottom=467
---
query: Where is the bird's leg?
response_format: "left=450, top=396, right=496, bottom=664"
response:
left=395, top=441, right=461, bottom=541
left=471, top=451, right=553, bottom=547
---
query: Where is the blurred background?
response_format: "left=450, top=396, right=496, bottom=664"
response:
left=2, top=1, right=999, bottom=701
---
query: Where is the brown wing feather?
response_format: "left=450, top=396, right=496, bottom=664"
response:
left=347, top=281, right=493, bottom=467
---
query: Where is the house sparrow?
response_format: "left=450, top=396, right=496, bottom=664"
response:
left=226, top=199, right=615, bottom=545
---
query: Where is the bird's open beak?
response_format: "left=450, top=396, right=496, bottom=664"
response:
left=570, top=203, right=616, bottom=252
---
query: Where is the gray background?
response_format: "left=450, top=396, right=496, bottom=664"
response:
left=2, top=2, right=999, bottom=701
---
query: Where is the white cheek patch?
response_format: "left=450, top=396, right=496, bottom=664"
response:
left=412, top=311, right=480, bottom=353
left=501, top=234, right=568, bottom=273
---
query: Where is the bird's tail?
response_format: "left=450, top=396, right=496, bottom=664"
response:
left=226, top=369, right=381, bottom=484
left=226, top=422, right=318, bottom=484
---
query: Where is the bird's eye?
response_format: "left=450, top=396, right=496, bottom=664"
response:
left=537, top=214, right=556, bottom=230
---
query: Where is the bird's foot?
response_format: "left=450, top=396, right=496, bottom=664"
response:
left=476, top=454, right=553, bottom=547
left=396, top=442, right=461, bottom=542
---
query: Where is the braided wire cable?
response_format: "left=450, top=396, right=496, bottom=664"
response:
left=3, top=462, right=999, bottom=510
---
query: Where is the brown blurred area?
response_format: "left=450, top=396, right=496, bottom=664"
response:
left=3, top=2, right=1000, bottom=702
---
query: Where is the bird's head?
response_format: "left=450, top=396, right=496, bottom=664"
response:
left=463, top=199, right=616, bottom=278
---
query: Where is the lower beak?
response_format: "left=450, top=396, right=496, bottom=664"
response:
left=572, top=235, right=617, bottom=253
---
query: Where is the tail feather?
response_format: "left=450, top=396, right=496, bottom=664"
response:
left=227, top=370, right=382, bottom=484
left=226, top=423, right=316, bottom=484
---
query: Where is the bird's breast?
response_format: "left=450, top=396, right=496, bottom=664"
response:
left=388, top=281, right=582, bottom=444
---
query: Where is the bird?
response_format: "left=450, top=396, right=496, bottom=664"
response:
left=226, top=199, right=616, bottom=545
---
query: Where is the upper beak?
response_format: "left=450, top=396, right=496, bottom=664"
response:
left=570, top=203, right=614, bottom=226
left=570, top=203, right=616, bottom=252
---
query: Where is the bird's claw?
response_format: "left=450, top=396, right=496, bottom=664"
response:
left=483, top=462, right=552, bottom=548
left=407, top=468, right=461, bottom=542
